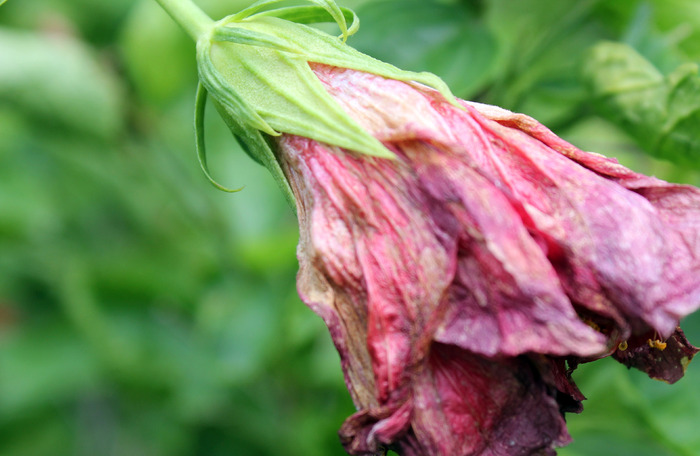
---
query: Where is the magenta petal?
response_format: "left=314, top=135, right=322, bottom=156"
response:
left=469, top=104, right=700, bottom=336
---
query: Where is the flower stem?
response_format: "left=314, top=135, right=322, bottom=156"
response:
left=153, top=0, right=214, bottom=41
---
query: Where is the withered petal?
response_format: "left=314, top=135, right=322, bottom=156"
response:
left=613, top=327, right=699, bottom=384
left=408, top=345, right=570, bottom=456
left=279, top=64, right=700, bottom=456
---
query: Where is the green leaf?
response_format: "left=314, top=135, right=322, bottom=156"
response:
left=0, top=323, right=100, bottom=419
left=0, top=28, right=124, bottom=139
left=648, top=0, right=700, bottom=61
left=658, top=64, right=700, bottom=164
left=584, top=41, right=700, bottom=167
left=350, top=0, right=497, bottom=99
left=484, top=0, right=601, bottom=122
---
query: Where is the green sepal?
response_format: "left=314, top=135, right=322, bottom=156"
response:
left=225, top=16, right=461, bottom=110
left=212, top=26, right=303, bottom=54
left=231, top=0, right=349, bottom=42
left=253, top=6, right=360, bottom=37
left=193, top=0, right=463, bottom=197
left=197, top=39, right=278, bottom=136
left=200, top=13, right=463, bottom=160
left=194, top=83, right=244, bottom=193
left=215, top=104, right=298, bottom=210
left=195, top=83, right=297, bottom=209
left=206, top=37, right=394, bottom=158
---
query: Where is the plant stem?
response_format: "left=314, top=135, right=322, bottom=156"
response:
left=153, top=0, right=214, bottom=41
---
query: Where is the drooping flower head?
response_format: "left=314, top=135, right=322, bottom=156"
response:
left=280, top=64, right=700, bottom=455
left=154, top=0, right=700, bottom=454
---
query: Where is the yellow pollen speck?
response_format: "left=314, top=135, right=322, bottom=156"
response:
left=647, top=339, right=667, bottom=351
left=618, top=340, right=628, bottom=351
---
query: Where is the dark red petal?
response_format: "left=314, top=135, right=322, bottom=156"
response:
left=338, top=345, right=570, bottom=456
left=408, top=345, right=569, bottom=456
left=613, top=327, right=699, bottom=384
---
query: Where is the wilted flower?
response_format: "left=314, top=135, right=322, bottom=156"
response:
left=154, top=0, right=700, bottom=454
left=279, top=64, right=700, bottom=455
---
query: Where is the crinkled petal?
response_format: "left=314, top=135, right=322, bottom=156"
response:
left=286, top=132, right=453, bottom=411
left=338, top=345, right=571, bottom=456
left=279, top=64, right=700, bottom=456
left=408, top=345, right=570, bottom=456
left=468, top=103, right=700, bottom=336
left=309, top=64, right=608, bottom=358
left=613, top=327, right=699, bottom=384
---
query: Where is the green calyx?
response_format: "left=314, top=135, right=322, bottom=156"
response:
left=187, top=0, right=461, bottom=200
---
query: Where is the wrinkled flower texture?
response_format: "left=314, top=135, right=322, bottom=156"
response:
left=279, top=64, right=700, bottom=456
left=156, top=0, right=700, bottom=453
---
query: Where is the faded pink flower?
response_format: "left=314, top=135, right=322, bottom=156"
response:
left=278, top=64, right=700, bottom=456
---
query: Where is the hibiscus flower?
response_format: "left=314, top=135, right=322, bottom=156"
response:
left=153, top=0, right=700, bottom=454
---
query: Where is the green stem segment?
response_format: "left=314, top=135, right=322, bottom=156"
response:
left=153, top=0, right=214, bottom=41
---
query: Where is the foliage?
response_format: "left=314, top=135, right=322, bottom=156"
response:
left=0, top=0, right=699, bottom=455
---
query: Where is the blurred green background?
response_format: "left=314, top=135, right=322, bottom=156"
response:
left=1, top=1, right=699, bottom=455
